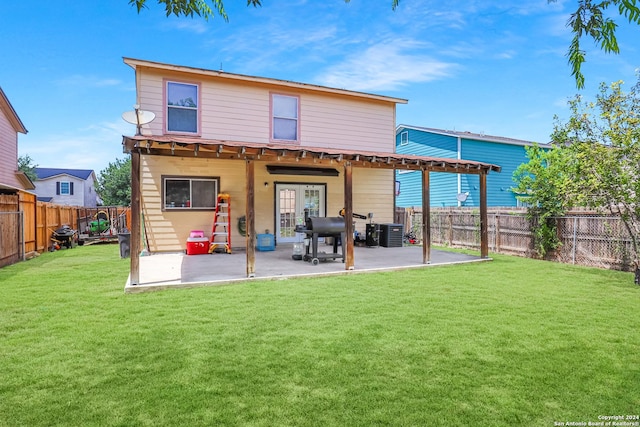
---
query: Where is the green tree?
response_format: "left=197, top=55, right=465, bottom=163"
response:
left=129, top=0, right=398, bottom=20
left=549, top=0, right=640, bottom=89
left=17, top=154, right=37, bottom=182
left=516, top=76, right=640, bottom=279
left=552, top=77, right=640, bottom=276
left=97, top=158, right=131, bottom=206
left=512, top=144, right=574, bottom=258
left=129, top=0, right=263, bottom=20
left=129, top=1, right=639, bottom=89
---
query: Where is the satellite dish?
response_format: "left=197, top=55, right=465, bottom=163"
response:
left=456, top=192, right=469, bottom=202
left=122, top=105, right=155, bottom=135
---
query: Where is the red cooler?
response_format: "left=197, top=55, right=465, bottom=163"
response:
left=186, top=236, right=209, bottom=255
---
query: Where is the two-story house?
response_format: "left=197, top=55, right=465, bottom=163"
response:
left=122, top=58, right=499, bottom=284
left=395, top=125, right=546, bottom=208
left=33, top=168, right=99, bottom=207
left=0, top=87, right=32, bottom=193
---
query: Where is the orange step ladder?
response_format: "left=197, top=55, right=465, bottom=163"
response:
left=209, top=193, right=232, bottom=254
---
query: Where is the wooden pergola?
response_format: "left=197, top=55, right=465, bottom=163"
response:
left=123, top=135, right=501, bottom=285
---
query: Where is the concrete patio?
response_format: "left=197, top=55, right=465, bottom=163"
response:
left=124, top=243, right=490, bottom=292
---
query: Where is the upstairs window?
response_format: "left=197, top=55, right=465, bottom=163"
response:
left=57, top=181, right=73, bottom=196
left=271, top=94, right=299, bottom=142
left=166, top=81, right=199, bottom=134
left=400, top=131, right=409, bottom=146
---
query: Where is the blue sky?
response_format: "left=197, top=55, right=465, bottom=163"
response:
left=2, top=0, right=639, bottom=175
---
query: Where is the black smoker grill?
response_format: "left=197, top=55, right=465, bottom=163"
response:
left=303, top=216, right=346, bottom=265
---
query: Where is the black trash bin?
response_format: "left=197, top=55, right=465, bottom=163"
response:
left=118, top=232, right=131, bottom=258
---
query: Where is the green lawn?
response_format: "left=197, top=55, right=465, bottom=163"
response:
left=1, top=245, right=639, bottom=426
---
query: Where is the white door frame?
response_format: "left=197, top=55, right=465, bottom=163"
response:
left=275, top=183, right=326, bottom=243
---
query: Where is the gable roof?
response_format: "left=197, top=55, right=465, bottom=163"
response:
left=15, top=171, right=36, bottom=191
left=34, top=168, right=95, bottom=181
left=0, top=87, right=27, bottom=134
left=397, top=124, right=549, bottom=147
left=124, top=57, right=408, bottom=105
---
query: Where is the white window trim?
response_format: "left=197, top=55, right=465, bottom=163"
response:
left=165, top=80, right=201, bottom=136
left=59, top=181, right=71, bottom=195
left=270, top=93, right=300, bottom=143
left=400, top=131, right=409, bottom=146
left=162, top=176, right=219, bottom=211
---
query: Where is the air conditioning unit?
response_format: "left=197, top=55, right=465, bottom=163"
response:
left=380, top=224, right=403, bottom=248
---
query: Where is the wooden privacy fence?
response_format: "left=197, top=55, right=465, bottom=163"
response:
left=0, top=194, right=22, bottom=268
left=0, top=210, right=22, bottom=267
left=397, top=207, right=637, bottom=272
left=0, top=193, right=79, bottom=257
left=0, top=191, right=131, bottom=268
left=36, top=201, right=78, bottom=252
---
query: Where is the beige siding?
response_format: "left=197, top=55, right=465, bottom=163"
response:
left=142, top=155, right=395, bottom=252
left=141, top=155, right=247, bottom=252
left=136, top=68, right=396, bottom=152
left=0, top=109, right=21, bottom=189
left=352, top=168, right=395, bottom=229
left=301, top=95, right=395, bottom=153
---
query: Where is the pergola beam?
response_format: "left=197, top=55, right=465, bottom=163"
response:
left=422, top=169, right=431, bottom=264
left=246, top=160, right=256, bottom=277
left=129, top=150, right=141, bottom=286
left=480, top=172, right=489, bottom=258
left=343, top=161, right=354, bottom=270
left=122, top=137, right=500, bottom=175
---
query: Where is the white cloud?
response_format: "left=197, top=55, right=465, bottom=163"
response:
left=315, top=41, right=457, bottom=91
left=495, top=50, right=517, bottom=60
left=164, top=20, right=209, bottom=34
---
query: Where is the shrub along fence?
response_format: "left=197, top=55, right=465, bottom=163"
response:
left=397, top=207, right=636, bottom=272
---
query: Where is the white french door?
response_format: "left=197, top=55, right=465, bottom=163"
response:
left=276, top=183, right=326, bottom=243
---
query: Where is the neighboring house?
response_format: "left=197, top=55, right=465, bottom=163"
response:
left=121, top=58, right=499, bottom=283
left=395, top=125, right=547, bottom=208
left=33, top=168, right=99, bottom=207
left=0, top=87, right=33, bottom=192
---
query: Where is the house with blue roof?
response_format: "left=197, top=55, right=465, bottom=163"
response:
left=34, top=168, right=99, bottom=207
left=395, top=125, right=548, bottom=208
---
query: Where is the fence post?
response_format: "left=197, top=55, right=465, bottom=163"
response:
left=42, top=204, right=48, bottom=252
left=20, top=211, right=25, bottom=261
left=495, top=214, right=500, bottom=252
left=572, top=216, right=578, bottom=265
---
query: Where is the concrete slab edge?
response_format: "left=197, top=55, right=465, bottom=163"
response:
left=124, top=257, right=492, bottom=294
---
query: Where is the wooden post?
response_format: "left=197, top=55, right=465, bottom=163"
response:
left=41, top=201, right=48, bottom=252
left=343, top=161, right=354, bottom=270
left=246, top=160, right=256, bottom=278
left=31, top=195, right=37, bottom=254
left=448, top=212, right=453, bottom=246
left=495, top=214, right=501, bottom=252
left=479, top=172, right=489, bottom=258
left=130, top=150, right=141, bottom=285
left=422, top=169, right=431, bottom=264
